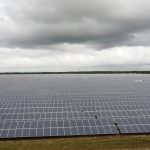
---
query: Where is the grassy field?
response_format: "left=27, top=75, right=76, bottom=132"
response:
left=0, top=135, right=150, bottom=150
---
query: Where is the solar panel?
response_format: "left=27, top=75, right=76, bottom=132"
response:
left=0, top=74, right=150, bottom=138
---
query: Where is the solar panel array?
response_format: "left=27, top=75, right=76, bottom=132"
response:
left=0, top=74, right=150, bottom=138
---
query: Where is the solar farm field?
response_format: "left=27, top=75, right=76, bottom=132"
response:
left=0, top=74, right=150, bottom=139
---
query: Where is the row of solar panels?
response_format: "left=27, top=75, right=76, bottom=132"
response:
left=1, top=101, right=150, bottom=108
left=1, top=105, right=149, bottom=112
left=0, top=93, right=149, bottom=98
left=1, top=113, right=150, bottom=121
left=0, top=118, right=150, bottom=138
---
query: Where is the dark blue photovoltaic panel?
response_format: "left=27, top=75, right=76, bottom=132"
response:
left=0, top=74, right=150, bottom=138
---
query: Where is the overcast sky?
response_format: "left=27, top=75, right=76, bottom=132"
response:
left=0, top=0, right=150, bottom=72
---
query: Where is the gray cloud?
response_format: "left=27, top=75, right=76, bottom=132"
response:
left=0, top=0, right=150, bottom=72
left=0, top=0, right=150, bottom=49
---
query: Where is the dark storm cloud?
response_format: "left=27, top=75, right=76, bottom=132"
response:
left=0, top=0, right=150, bottom=49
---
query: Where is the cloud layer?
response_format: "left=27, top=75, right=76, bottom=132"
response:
left=0, top=46, right=150, bottom=72
left=0, top=0, right=150, bottom=71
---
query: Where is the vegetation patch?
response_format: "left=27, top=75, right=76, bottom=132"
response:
left=0, top=135, right=150, bottom=150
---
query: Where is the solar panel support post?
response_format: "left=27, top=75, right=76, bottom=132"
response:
left=115, top=123, right=122, bottom=135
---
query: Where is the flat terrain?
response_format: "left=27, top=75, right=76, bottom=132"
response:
left=0, top=135, right=150, bottom=150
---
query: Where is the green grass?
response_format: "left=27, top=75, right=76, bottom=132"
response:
left=0, top=135, right=150, bottom=150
